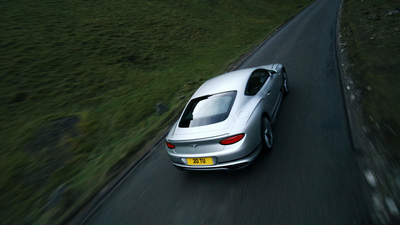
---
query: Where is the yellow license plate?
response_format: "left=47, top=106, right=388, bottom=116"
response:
left=187, top=157, right=213, bottom=165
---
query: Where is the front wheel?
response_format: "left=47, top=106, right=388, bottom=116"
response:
left=283, top=70, right=289, bottom=96
left=261, top=116, right=273, bottom=152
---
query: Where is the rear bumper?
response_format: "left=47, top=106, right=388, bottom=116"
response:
left=170, top=144, right=261, bottom=171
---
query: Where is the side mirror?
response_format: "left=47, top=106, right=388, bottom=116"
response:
left=269, top=70, right=277, bottom=77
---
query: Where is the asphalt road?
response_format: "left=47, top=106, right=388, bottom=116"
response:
left=81, top=0, right=370, bottom=224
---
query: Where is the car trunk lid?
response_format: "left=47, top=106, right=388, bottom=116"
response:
left=167, top=118, right=234, bottom=154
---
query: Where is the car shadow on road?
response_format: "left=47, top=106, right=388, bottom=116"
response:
left=177, top=150, right=275, bottom=182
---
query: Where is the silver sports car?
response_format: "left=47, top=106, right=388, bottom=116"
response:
left=165, top=64, right=289, bottom=170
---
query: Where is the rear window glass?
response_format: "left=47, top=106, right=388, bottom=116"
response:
left=179, top=91, right=237, bottom=128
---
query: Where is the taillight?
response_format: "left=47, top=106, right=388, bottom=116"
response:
left=166, top=141, right=175, bottom=149
left=219, top=134, right=245, bottom=145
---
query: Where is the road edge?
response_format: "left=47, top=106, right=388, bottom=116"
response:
left=335, top=2, right=376, bottom=224
left=228, top=1, right=318, bottom=71
left=66, top=127, right=172, bottom=225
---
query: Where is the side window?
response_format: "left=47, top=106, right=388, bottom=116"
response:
left=245, top=69, right=269, bottom=96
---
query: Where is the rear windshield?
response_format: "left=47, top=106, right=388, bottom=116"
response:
left=179, top=91, right=237, bottom=128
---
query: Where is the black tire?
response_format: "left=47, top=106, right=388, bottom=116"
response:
left=283, top=70, right=289, bottom=96
left=261, top=115, right=273, bottom=152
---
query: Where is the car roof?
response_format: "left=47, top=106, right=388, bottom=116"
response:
left=191, top=68, right=252, bottom=98
left=191, top=65, right=276, bottom=99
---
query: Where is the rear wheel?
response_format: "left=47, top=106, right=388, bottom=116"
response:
left=261, top=116, right=273, bottom=152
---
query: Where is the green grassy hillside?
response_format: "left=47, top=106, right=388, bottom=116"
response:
left=0, top=0, right=312, bottom=224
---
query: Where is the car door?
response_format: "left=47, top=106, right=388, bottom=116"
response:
left=245, top=69, right=279, bottom=118
left=261, top=70, right=281, bottom=119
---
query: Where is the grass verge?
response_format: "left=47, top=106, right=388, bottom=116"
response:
left=0, top=0, right=312, bottom=224
left=340, top=0, right=400, bottom=158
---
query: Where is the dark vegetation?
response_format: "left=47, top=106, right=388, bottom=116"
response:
left=0, top=0, right=312, bottom=224
left=341, top=0, right=400, bottom=159
left=340, top=1, right=400, bottom=222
